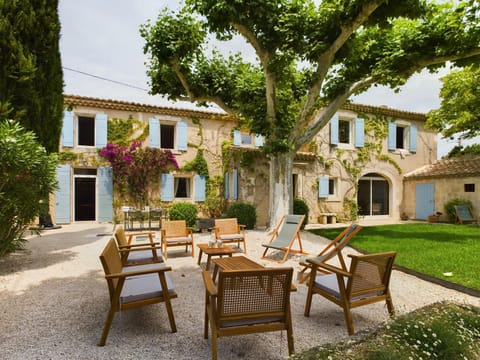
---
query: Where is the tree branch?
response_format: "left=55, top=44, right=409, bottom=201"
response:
left=298, top=0, right=384, bottom=129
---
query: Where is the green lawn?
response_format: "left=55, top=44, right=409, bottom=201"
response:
left=309, top=223, right=480, bottom=291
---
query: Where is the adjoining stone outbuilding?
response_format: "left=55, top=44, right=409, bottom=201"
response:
left=403, top=157, right=480, bottom=222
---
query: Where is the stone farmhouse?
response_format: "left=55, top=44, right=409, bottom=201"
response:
left=54, top=94, right=439, bottom=227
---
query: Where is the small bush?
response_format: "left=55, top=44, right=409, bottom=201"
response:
left=168, top=202, right=198, bottom=227
left=225, top=202, right=256, bottom=229
left=293, top=198, right=309, bottom=228
left=444, top=198, right=473, bottom=223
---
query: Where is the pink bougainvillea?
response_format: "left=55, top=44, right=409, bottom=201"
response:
left=99, top=142, right=178, bottom=207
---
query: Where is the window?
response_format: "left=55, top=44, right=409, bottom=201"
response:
left=241, top=133, right=253, bottom=145
left=465, top=183, right=475, bottom=192
left=149, top=118, right=188, bottom=151
left=78, top=116, right=95, bottom=146
left=174, top=177, right=190, bottom=198
left=338, top=120, right=351, bottom=144
left=396, top=126, right=406, bottom=149
left=160, top=124, right=175, bottom=149
left=61, top=112, right=107, bottom=149
left=388, top=122, right=417, bottom=152
left=328, top=179, right=335, bottom=196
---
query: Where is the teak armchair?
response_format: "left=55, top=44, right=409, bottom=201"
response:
left=98, top=238, right=177, bottom=346
left=161, top=220, right=194, bottom=259
left=114, top=225, right=163, bottom=265
left=304, top=251, right=396, bottom=335
left=261, top=214, right=306, bottom=263
left=297, top=223, right=362, bottom=283
left=202, top=267, right=294, bottom=360
left=213, top=218, right=247, bottom=253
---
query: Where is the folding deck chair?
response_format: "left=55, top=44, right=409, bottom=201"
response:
left=297, top=223, right=362, bottom=283
left=261, top=214, right=306, bottom=263
left=454, top=205, right=477, bottom=224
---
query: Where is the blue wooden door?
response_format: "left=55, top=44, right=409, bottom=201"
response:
left=55, top=165, right=71, bottom=224
left=415, top=183, right=434, bottom=220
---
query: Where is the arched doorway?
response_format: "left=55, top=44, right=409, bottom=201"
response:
left=357, top=173, right=389, bottom=216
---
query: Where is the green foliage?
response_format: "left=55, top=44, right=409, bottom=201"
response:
left=444, top=198, right=473, bottom=223
left=427, top=66, right=480, bottom=140
left=293, top=198, right=309, bottom=229
left=168, top=202, right=198, bottom=227
left=444, top=144, right=480, bottom=159
left=290, top=302, right=480, bottom=360
left=0, top=120, right=58, bottom=256
left=198, top=176, right=226, bottom=218
left=310, top=223, right=480, bottom=290
left=225, top=202, right=256, bottom=229
left=57, top=150, right=78, bottom=163
left=182, top=149, right=209, bottom=177
left=107, top=117, right=146, bottom=146
left=0, top=0, right=63, bottom=153
left=99, top=142, right=179, bottom=208
left=343, top=199, right=359, bottom=221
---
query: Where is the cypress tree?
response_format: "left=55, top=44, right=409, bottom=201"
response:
left=0, top=0, right=63, bottom=153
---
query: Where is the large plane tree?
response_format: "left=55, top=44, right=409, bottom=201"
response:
left=141, top=0, right=480, bottom=227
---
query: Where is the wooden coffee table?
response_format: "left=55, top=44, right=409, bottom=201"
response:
left=197, top=243, right=235, bottom=270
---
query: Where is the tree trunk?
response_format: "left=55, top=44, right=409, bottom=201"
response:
left=268, top=152, right=295, bottom=229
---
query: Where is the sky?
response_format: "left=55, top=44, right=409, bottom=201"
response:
left=58, top=0, right=471, bottom=158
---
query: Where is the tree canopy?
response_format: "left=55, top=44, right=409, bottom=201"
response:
left=427, top=65, right=480, bottom=140
left=141, top=0, right=480, bottom=225
left=0, top=0, right=64, bottom=153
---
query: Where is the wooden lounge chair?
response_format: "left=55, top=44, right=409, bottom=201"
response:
left=202, top=267, right=294, bottom=360
left=304, top=251, right=396, bottom=335
left=98, top=238, right=177, bottom=346
left=454, top=205, right=477, bottom=224
left=114, top=225, right=163, bottom=265
left=261, top=214, right=306, bottom=263
left=213, top=218, right=247, bottom=253
left=161, top=220, right=194, bottom=260
left=297, top=223, right=362, bottom=283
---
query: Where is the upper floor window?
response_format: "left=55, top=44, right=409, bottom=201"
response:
left=388, top=122, right=417, bottom=152
left=78, top=116, right=95, bottom=146
left=233, top=130, right=264, bottom=148
left=330, top=114, right=364, bottom=148
left=61, top=111, right=107, bottom=149
left=149, top=118, right=187, bottom=151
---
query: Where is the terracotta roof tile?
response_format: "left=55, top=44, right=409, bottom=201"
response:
left=64, top=94, right=427, bottom=122
left=404, top=157, right=480, bottom=179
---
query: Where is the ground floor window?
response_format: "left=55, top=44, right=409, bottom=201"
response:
left=357, top=173, right=389, bottom=216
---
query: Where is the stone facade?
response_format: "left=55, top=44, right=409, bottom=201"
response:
left=54, top=94, right=438, bottom=227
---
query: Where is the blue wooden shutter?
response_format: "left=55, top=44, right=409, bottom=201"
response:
left=149, top=118, right=160, bottom=148
left=232, top=169, right=238, bottom=200
left=61, top=111, right=74, bottom=147
left=388, top=122, right=397, bottom=150
left=194, top=175, right=206, bottom=201
left=409, top=125, right=417, bottom=153
left=330, top=114, right=339, bottom=145
left=318, top=175, right=329, bottom=198
left=177, top=121, right=188, bottom=151
left=97, top=167, right=113, bottom=222
left=224, top=172, right=230, bottom=198
left=354, top=117, right=364, bottom=148
left=161, top=173, right=174, bottom=201
left=233, top=130, right=241, bottom=145
left=55, top=165, right=71, bottom=223
left=254, top=134, right=264, bottom=147
left=95, top=113, right=108, bottom=148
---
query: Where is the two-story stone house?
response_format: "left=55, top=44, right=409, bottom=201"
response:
left=54, top=94, right=437, bottom=227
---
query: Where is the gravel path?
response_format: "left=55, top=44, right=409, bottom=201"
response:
left=0, top=223, right=478, bottom=360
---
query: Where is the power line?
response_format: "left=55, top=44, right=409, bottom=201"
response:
left=62, top=66, right=149, bottom=92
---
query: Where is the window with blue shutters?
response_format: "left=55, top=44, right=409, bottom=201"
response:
left=161, top=173, right=174, bottom=201
left=194, top=175, right=206, bottom=201
left=55, top=165, right=71, bottom=223
left=409, top=125, right=417, bottom=153
left=232, top=169, right=238, bottom=200
left=354, top=117, right=365, bottom=148
left=149, top=118, right=187, bottom=151
left=233, top=130, right=263, bottom=148
left=330, top=114, right=339, bottom=145
left=224, top=172, right=230, bottom=198
left=61, top=112, right=107, bottom=148
left=97, top=167, right=113, bottom=222
left=95, top=114, right=108, bottom=148
left=61, top=111, right=74, bottom=147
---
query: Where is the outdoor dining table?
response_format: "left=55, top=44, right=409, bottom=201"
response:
left=212, top=256, right=297, bottom=292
